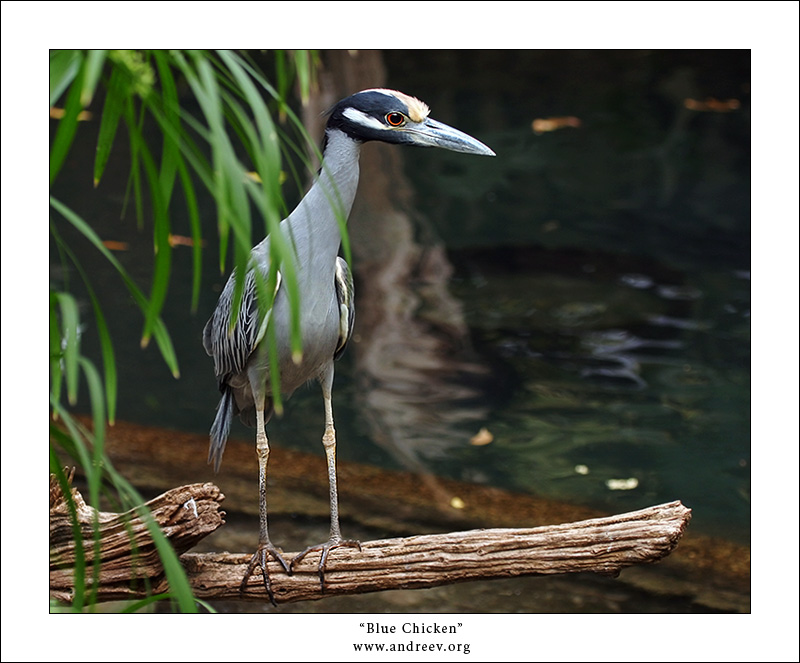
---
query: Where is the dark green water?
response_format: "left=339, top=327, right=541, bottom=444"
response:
left=51, top=51, right=750, bottom=552
left=387, top=50, right=750, bottom=544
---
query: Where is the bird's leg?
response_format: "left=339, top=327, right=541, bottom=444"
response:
left=240, top=405, right=290, bottom=605
left=290, top=378, right=360, bottom=591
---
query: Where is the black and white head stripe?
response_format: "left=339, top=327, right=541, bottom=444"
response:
left=325, top=89, right=431, bottom=142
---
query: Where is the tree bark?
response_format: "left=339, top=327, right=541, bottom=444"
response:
left=50, top=474, right=690, bottom=606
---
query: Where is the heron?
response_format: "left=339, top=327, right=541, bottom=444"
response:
left=203, top=88, right=495, bottom=603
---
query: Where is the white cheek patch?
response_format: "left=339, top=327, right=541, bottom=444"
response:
left=342, top=107, right=390, bottom=132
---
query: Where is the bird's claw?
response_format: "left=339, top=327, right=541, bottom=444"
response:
left=240, top=544, right=291, bottom=606
left=290, top=538, right=361, bottom=592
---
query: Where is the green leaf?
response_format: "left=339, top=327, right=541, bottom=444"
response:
left=50, top=222, right=119, bottom=425
left=293, top=50, right=312, bottom=104
left=94, top=65, right=128, bottom=187
left=274, top=50, right=288, bottom=107
left=55, top=292, right=81, bottom=405
left=48, top=51, right=323, bottom=612
left=153, top=50, right=181, bottom=205
left=49, top=292, right=64, bottom=409
left=50, top=196, right=180, bottom=378
left=50, top=50, right=82, bottom=106
left=50, top=62, right=85, bottom=186
left=173, top=52, right=233, bottom=275
left=125, top=97, right=148, bottom=229
left=81, top=49, right=108, bottom=107
left=134, top=137, right=172, bottom=350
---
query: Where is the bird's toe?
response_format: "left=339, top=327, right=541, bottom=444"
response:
left=240, top=543, right=290, bottom=605
left=290, top=538, right=361, bottom=592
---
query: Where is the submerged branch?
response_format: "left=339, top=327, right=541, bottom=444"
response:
left=49, top=475, right=690, bottom=605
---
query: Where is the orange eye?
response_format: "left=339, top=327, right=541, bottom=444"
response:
left=385, top=112, right=406, bottom=127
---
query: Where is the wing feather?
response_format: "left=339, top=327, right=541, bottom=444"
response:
left=333, top=257, right=355, bottom=361
left=202, top=268, right=281, bottom=381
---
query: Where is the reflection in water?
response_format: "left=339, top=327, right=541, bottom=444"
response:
left=578, top=329, right=679, bottom=389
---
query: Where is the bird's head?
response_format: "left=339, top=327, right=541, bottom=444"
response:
left=325, top=88, right=495, bottom=157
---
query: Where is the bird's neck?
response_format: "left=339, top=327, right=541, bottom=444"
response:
left=250, top=129, right=361, bottom=276
left=313, top=127, right=363, bottom=216
left=285, top=128, right=362, bottom=264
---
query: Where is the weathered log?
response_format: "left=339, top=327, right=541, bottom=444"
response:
left=49, top=475, right=690, bottom=605
left=196, top=500, right=690, bottom=604
left=49, top=477, right=225, bottom=603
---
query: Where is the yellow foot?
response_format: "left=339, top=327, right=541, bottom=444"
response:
left=240, top=543, right=290, bottom=606
left=290, top=538, right=361, bottom=592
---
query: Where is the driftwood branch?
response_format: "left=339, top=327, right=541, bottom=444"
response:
left=49, top=476, right=224, bottom=604
left=50, top=475, right=690, bottom=605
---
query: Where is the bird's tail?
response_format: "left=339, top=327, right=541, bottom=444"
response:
left=209, top=387, right=234, bottom=472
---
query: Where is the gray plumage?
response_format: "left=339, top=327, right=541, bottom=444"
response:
left=202, top=88, right=494, bottom=601
left=203, top=131, right=360, bottom=466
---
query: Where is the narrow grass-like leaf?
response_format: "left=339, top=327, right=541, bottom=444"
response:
left=91, top=298, right=117, bottom=425
left=152, top=50, right=181, bottom=205
left=79, top=357, right=106, bottom=454
left=119, top=593, right=172, bottom=613
left=49, top=51, right=318, bottom=612
left=135, top=137, right=172, bottom=350
left=81, top=49, right=108, bottom=107
left=56, top=292, right=81, bottom=405
left=49, top=406, right=101, bottom=607
left=50, top=197, right=180, bottom=378
left=193, top=55, right=256, bottom=336
left=220, top=52, right=304, bottom=362
left=119, top=593, right=216, bottom=613
left=173, top=52, right=232, bottom=275
left=145, top=91, right=215, bottom=192
left=119, top=96, right=144, bottom=227
left=51, top=225, right=119, bottom=424
left=50, top=64, right=85, bottom=185
left=275, top=230, right=303, bottom=362
left=50, top=50, right=82, bottom=106
left=79, top=358, right=106, bottom=603
left=139, top=88, right=218, bottom=308
left=219, top=51, right=282, bottom=206
left=147, top=101, right=215, bottom=192
left=49, top=401, right=94, bottom=474
left=274, top=49, right=288, bottom=108
left=210, top=94, right=259, bottom=333
left=49, top=292, right=64, bottom=410
left=293, top=50, right=312, bottom=104
left=94, top=65, right=128, bottom=187
left=215, top=57, right=295, bottom=406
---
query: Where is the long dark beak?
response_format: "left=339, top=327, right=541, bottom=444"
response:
left=406, top=117, right=496, bottom=156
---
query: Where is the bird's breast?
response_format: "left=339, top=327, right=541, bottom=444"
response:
left=250, top=277, right=341, bottom=394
